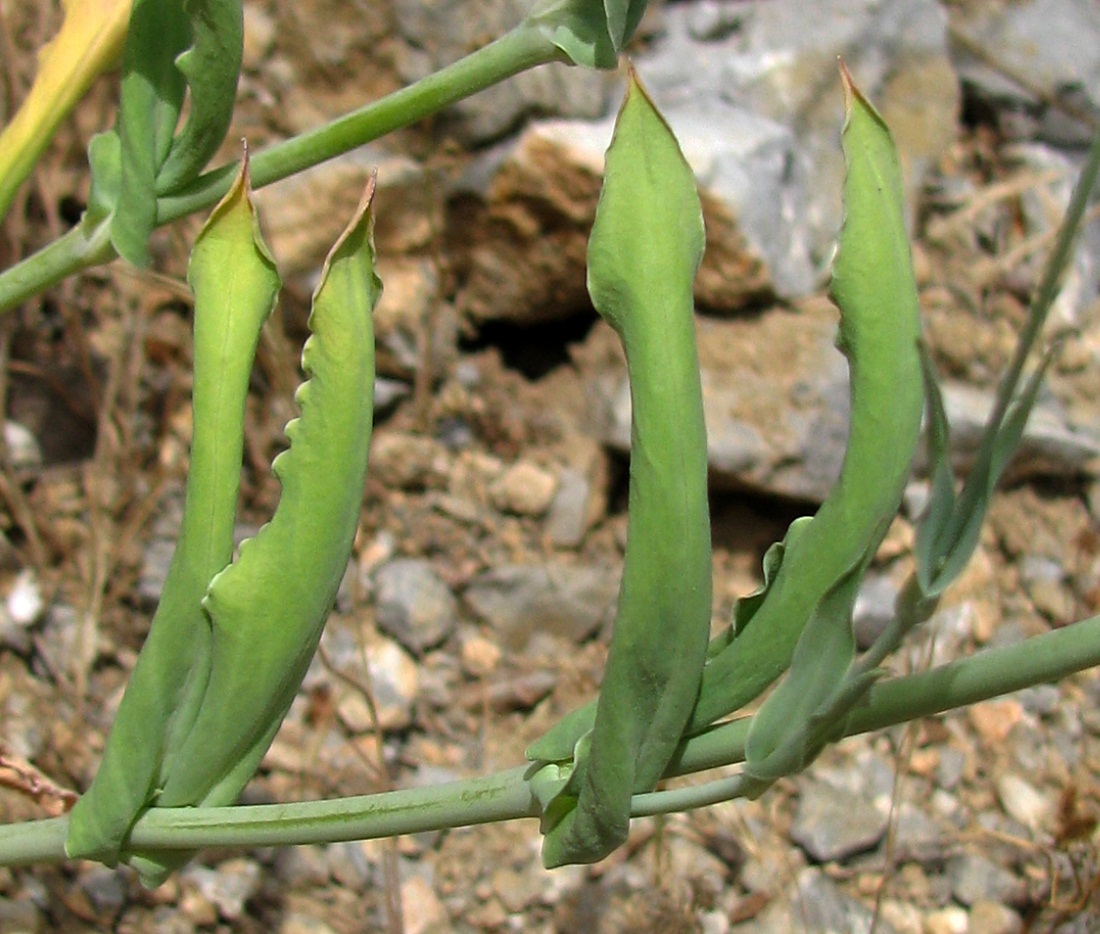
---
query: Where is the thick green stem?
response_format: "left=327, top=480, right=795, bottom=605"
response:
left=0, top=23, right=562, bottom=314
left=1, top=614, right=1095, bottom=866
left=656, top=611, right=1100, bottom=800
left=0, top=218, right=115, bottom=312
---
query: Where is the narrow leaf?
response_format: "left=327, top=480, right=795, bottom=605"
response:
left=110, top=0, right=190, bottom=265
left=536, top=68, right=710, bottom=868
left=66, top=153, right=279, bottom=880
left=921, top=348, right=1058, bottom=596
left=914, top=344, right=957, bottom=594
left=155, top=0, right=244, bottom=194
left=685, top=63, right=924, bottom=737
left=743, top=566, right=862, bottom=780
left=152, top=179, right=380, bottom=820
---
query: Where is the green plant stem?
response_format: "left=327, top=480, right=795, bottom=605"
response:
left=984, top=127, right=1100, bottom=434
left=0, top=217, right=116, bottom=313
left=1, top=613, right=1096, bottom=866
left=647, top=612, right=1100, bottom=814
left=0, top=23, right=563, bottom=313
left=157, top=24, right=560, bottom=221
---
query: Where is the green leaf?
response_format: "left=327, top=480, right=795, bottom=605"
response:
left=151, top=179, right=380, bottom=814
left=528, top=0, right=648, bottom=69
left=914, top=126, right=1100, bottom=600
left=85, top=130, right=122, bottom=224
left=65, top=154, right=280, bottom=878
left=684, top=63, right=925, bottom=737
left=914, top=344, right=956, bottom=594
left=155, top=0, right=244, bottom=194
left=917, top=347, right=1057, bottom=597
left=743, top=565, right=862, bottom=781
left=110, top=0, right=190, bottom=265
left=535, top=68, right=710, bottom=868
left=709, top=515, right=812, bottom=659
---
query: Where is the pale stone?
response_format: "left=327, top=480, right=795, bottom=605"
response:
left=489, top=461, right=558, bottom=517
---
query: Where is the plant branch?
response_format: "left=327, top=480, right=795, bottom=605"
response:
left=1, top=612, right=1096, bottom=866
left=0, top=23, right=563, bottom=313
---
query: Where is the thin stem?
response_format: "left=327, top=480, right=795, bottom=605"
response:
left=985, top=128, right=1100, bottom=434
left=1, top=614, right=1096, bottom=865
left=0, top=23, right=563, bottom=314
left=159, top=25, right=560, bottom=222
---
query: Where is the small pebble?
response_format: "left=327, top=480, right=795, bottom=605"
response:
left=545, top=467, right=592, bottom=547
left=3, top=420, right=42, bottom=469
left=402, top=874, right=450, bottom=934
left=968, top=699, right=1024, bottom=745
left=278, top=913, right=339, bottom=934
left=995, top=773, right=1053, bottom=830
left=460, top=634, right=501, bottom=677
left=925, top=906, right=969, bottom=934
left=969, top=900, right=1023, bottom=934
left=77, top=864, right=127, bottom=913
left=6, top=570, right=43, bottom=626
left=789, top=779, right=888, bottom=862
left=374, top=558, right=457, bottom=654
left=489, top=460, right=558, bottom=516
left=181, top=859, right=261, bottom=922
left=948, top=853, right=1026, bottom=907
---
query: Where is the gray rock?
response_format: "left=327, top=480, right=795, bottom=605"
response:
left=277, top=914, right=339, bottom=934
left=374, top=559, right=457, bottom=655
left=789, top=778, right=889, bottom=862
left=1017, top=683, right=1062, bottom=717
left=181, top=859, right=262, bottom=922
left=739, top=867, right=895, bottom=934
left=275, top=845, right=331, bottom=890
left=924, top=381, right=1100, bottom=482
left=313, top=623, right=420, bottom=731
left=137, top=495, right=184, bottom=608
left=969, top=901, right=1024, bottom=934
left=325, top=841, right=375, bottom=892
left=452, top=104, right=799, bottom=323
left=948, top=0, right=1100, bottom=145
left=814, top=748, right=899, bottom=803
left=3, top=419, right=42, bottom=469
left=996, top=773, right=1054, bottom=831
left=137, top=536, right=177, bottom=610
left=31, top=604, right=81, bottom=687
left=463, top=562, right=620, bottom=651
left=374, top=377, right=410, bottom=413
left=852, top=573, right=902, bottom=649
left=947, top=853, right=1027, bottom=908
left=892, top=802, right=947, bottom=864
left=255, top=148, right=439, bottom=276
left=77, top=864, right=128, bottom=913
left=393, top=0, right=610, bottom=144
left=0, top=897, right=42, bottom=934
left=0, top=572, right=43, bottom=654
left=545, top=466, right=593, bottom=548
left=937, top=747, right=967, bottom=791
left=685, top=0, right=749, bottom=42
left=795, top=867, right=892, bottom=934
left=638, top=0, right=958, bottom=271
left=369, top=431, right=452, bottom=491
left=589, top=308, right=854, bottom=502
